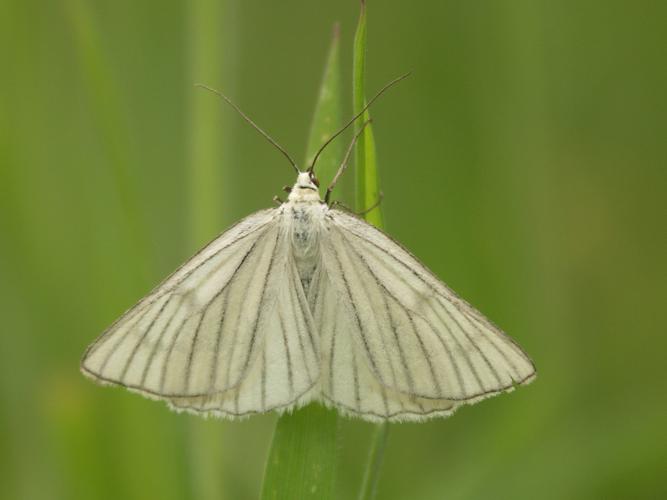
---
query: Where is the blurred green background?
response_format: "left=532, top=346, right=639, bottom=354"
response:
left=1, top=1, right=665, bottom=499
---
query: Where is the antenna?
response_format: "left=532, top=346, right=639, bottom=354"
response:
left=196, top=84, right=300, bottom=173
left=307, top=72, right=411, bottom=173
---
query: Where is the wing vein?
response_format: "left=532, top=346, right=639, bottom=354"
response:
left=120, top=294, right=174, bottom=382
left=405, top=310, right=443, bottom=398
left=86, top=212, right=277, bottom=364
left=162, top=215, right=275, bottom=298
left=237, top=231, right=282, bottom=379
left=329, top=243, right=388, bottom=388
left=429, top=303, right=486, bottom=393
left=459, top=307, right=523, bottom=381
left=159, top=314, right=192, bottom=393
left=223, top=230, right=277, bottom=391
left=340, top=232, right=443, bottom=400
left=338, top=239, right=394, bottom=414
left=339, top=225, right=511, bottom=396
left=278, top=309, right=295, bottom=398
left=207, top=287, right=230, bottom=393
left=163, top=233, right=265, bottom=396
left=439, top=300, right=504, bottom=387
left=328, top=303, right=338, bottom=400
left=139, top=299, right=181, bottom=386
left=351, top=345, right=361, bottom=412
left=287, top=265, right=314, bottom=382
left=97, top=302, right=156, bottom=376
left=184, top=308, right=210, bottom=392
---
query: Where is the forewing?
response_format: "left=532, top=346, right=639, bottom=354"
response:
left=318, top=209, right=536, bottom=421
left=81, top=208, right=318, bottom=416
left=166, top=255, right=319, bottom=417
left=311, top=262, right=459, bottom=422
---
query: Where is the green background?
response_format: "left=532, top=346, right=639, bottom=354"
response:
left=1, top=1, right=665, bottom=499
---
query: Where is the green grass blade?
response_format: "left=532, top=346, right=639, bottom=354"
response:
left=262, top=406, right=339, bottom=500
left=358, top=423, right=389, bottom=500
left=353, top=0, right=383, bottom=227
left=353, top=2, right=389, bottom=499
left=306, top=23, right=343, bottom=191
left=261, top=24, right=343, bottom=500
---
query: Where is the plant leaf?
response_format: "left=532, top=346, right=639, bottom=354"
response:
left=353, top=2, right=390, bottom=500
left=261, top=406, right=339, bottom=500
left=306, top=23, right=343, bottom=191
left=353, top=0, right=383, bottom=228
left=261, top=24, right=343, bottom=500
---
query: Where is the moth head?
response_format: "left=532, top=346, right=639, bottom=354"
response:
left=288, top=171, right=321, bottom=202
left=295, top=171, right=319, bottom=190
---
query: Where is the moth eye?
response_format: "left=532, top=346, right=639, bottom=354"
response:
left=310, top=173, right=320, bottom=187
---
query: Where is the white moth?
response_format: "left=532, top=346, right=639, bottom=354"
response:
left=81, top=79, right=536, bottom=422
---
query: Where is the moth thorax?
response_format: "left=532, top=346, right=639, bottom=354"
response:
left=290, top=205, right=320, bottom=293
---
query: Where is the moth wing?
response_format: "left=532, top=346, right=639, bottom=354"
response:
left=317, top=209, right=536, bottom=422
left=167, top=254, right=319, bottom=417
left=81, top=208, right=318, bottom=416
left=310, top=263, right=456, bottom=422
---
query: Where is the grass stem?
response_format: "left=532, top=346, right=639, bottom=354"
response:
left=260, top=25, right=343, bottom=500
left=353, top=2, right=389, bottom=498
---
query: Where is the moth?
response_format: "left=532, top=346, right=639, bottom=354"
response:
left=81, top=77, right=536, bottom=422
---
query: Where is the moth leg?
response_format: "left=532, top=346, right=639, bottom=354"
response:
left=355, top=191, right=384, bottom=216
left=324, top=120, right=372, bottom=204
left=330, top=192, right=384, bottom=217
